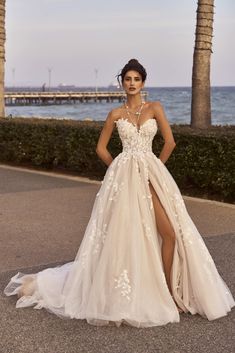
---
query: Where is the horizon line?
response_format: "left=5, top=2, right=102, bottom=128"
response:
left=5, top=85, right=235, bottom=89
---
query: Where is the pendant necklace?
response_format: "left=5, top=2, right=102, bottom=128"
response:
left=125, top=101, right=145, bottom=132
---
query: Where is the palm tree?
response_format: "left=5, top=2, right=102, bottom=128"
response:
left=191, top=0, right=215, bottom=128
left=0, top=0, right=6, bottom=118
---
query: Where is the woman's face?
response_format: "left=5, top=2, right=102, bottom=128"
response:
left=122, top=70, right=145, bottom=95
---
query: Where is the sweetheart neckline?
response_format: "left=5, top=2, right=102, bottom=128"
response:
left=115, top=117, right=157, bottom=131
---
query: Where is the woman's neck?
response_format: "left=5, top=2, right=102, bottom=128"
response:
left=125, top=94, right=143, bottom=109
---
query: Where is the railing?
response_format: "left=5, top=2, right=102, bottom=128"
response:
left=4, top=91, right=148, bottom=106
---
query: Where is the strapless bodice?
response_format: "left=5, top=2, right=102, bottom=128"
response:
left=115, top=118, right=158, bottom=153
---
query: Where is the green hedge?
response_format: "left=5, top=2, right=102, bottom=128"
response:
left=0, top=117, right=234, bottom=203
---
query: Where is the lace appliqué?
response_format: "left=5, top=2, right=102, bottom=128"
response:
left=106, top=169, right=115, bottom=190
left=91, top=221, right=108, bottom=251
left=162, top=180, right=169, bottom=193
left=142, top=219, right=152, bottom=240
left=109, top=181, right=125, bottom=202
left=172, top=193, right=186, bottom=211
left=171, top=193, right=194, bottom=246
left=171, top=193, right=217, bottom=282
left=80, top=219, right=109, bottom=267
left=142, top=192, right=153, bottom=210
left=115, top=118, right=157, bottom=154
left=180, top=226, right=194, bottom=247
left=117, top=152, right=131, bottom=167
left=114, top=269, right=131, bottom=301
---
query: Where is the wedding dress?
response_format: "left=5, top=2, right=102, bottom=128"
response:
left=4, top=117, right=235, bottom=328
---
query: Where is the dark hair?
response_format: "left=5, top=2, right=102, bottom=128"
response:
left=116, top=58, right=147, bottom=86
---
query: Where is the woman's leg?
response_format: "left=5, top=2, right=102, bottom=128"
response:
left=148, top=181, right=182, bottom=312
left=149, top=182, right=183, bottom=313
left=149, top=181, right=175, bottom=292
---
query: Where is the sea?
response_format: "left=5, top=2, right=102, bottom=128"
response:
left=5, top=86, right=235, bottom=125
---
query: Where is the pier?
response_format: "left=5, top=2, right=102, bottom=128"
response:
left=4, top=91, right=148, bottom=106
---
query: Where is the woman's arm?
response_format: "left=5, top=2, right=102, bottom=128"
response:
left=96, top=110, right=116, bottom=167
left=152, top=101, right=176, bottom=164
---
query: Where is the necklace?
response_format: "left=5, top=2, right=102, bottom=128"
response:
left=125, top=101, right=145, bottom=130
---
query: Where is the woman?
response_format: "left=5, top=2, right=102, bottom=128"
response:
left=4, top=59, right=235, bottom=328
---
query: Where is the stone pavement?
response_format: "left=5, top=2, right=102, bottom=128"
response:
left=0, top=164, right=234, bottom=353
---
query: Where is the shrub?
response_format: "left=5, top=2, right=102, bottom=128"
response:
left=0, top=117, right=234, bottom=202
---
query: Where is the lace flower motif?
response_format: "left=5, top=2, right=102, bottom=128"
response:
left=114, top=269, right=132, bottom=301
left=142, top=192, right=153, bottom=210
left=115, top=118, right=157, bottom=154
left=86, top=219, right=109, bottom=256
left=142, top=219, right=152, bottom=240
left=109, top=181, right=125, bottom=202
left=106, top=169, right=115, bottom=190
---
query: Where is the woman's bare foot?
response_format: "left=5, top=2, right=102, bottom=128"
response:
left=170, top=294, right=184, bottom=313
left=176, top=305, right=184, bottom=313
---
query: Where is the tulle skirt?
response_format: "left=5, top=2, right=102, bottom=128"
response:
left=4, top=152, right=235, bottom=327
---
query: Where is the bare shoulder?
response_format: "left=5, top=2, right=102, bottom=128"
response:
left=149, top=101, right=164, bottom=113
left=148, top=101, right=166, bottom=122
left=106, top=106, right=125, bottom=124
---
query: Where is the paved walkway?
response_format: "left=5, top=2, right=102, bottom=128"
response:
left=0, top=164, right=234, bottom=353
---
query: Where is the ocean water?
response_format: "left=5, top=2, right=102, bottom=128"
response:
left=5, top=86, right=235, bottom=125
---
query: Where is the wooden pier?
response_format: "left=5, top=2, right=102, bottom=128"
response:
left=4, top=91, right=148, bottom=106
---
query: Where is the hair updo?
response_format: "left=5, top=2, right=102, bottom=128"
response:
left=117, top=58, right=147, bottom=86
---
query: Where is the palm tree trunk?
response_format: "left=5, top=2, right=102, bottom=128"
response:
left=0, top=0, right=6, bottom=118
left=191, top=0, right=215, bottom=128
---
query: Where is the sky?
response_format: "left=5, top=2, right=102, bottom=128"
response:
left=5, top=0, right=235, bottom=87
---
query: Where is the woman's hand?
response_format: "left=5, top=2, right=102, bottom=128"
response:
left=96, top=110, right=117, bottom=167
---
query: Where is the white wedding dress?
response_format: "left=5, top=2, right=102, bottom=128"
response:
left=4, top=117, right=235, bottom=328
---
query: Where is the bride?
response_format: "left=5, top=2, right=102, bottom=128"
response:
left=4, top=58, right=235, bottom=328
